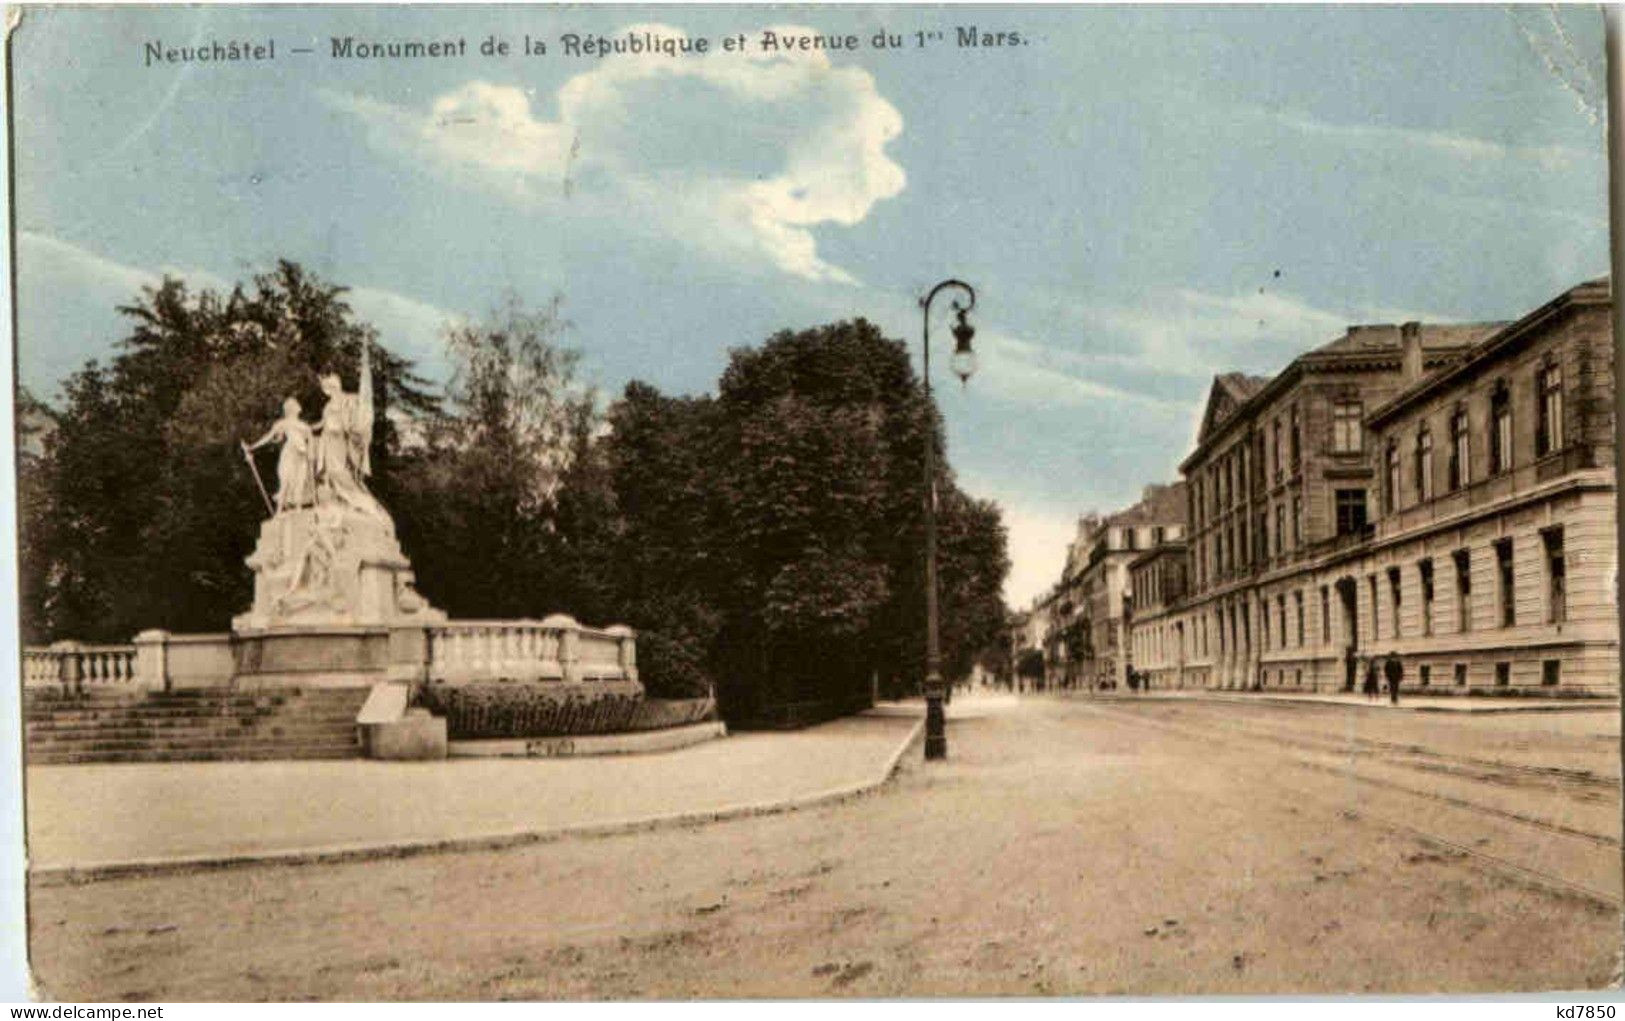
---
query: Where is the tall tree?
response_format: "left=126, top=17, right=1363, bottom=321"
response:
left=27, top=263, right=435, bottom=641
left=387, top=295, right=598, bottom=620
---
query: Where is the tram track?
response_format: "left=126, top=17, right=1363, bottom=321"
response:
left=1078, top=700, right=1622, bottom=908
left=1157, top=705, right=1619, bottom=797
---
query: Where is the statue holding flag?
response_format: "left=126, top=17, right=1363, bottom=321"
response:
left=234, top=339, right=438, bottom=632
left=310, top=341, right=394, bottom=532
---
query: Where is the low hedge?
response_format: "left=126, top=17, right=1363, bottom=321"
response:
left=416, top=682, right=641, bottom=739
left=626, top=697, right=717, bottom=732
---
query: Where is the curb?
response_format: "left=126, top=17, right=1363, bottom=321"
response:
left=30, top=716, right=926, bottom=886
left=1076, top=692, right=1617, bottom=714
left=1192, top=693, right=1617, bottom=714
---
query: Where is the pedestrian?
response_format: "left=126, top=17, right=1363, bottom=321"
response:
left=1363, top=656, right=1380, bottom=701
left=1384, top=651, right=1402, bottom=705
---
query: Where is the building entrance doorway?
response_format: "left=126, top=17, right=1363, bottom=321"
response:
left=1336, top=577, right=1358, bottom=690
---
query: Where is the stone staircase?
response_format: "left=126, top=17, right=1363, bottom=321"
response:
left=24, top=687, right=369, bottom=764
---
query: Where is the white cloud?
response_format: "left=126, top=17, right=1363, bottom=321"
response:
left=320, top=23, right=906, bottom=284
left=1272, top=108, right=1586, bottom=171
left=21, top=230, right=160, bottom=296
left=974, top=330, right=1189, bottom=413
left=346, top=286, right=465, bottom=375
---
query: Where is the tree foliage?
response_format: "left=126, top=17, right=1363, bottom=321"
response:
left=20, top=271, right=1011, bottom=727
left=25, top=263, right=434, bottom=640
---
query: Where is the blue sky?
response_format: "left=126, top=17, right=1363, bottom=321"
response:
left=11, top=4, right=1610, bottom=606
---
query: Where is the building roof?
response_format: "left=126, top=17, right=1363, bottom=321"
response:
left=1182, top=321, right=1502, bottom=471
left=1106, top=482, right=1188, bottom=528
left=1367, top=278, right=1610, bottom=427
left=1308, top=322, right=1499, bottom=358
left=1216, top=372, right=1271, bottom=402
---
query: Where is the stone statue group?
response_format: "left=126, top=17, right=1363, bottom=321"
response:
left=241, top=345, right=392, bottom=531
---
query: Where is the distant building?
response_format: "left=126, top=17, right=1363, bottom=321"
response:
left=1046, top=483, right=1187, bottom=691
left=1130, top=278, right=1616, bottom=695
left=1127, top=541, right=1188, bottom=688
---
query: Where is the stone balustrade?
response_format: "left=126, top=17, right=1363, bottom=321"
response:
left=426, top=616, right=637, bottom=684
left=23, top=642, right=140, bottom=692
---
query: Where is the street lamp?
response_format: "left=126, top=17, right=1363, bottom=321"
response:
left=920, top=278, right=977, bottom=761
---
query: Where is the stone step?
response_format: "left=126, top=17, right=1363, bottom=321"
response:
left=27, top=689, right=364, bottom=715
left=27, top=708, right=358, bottom=727
left=28, top=735, right=359, bottom=755
left=27, top=727, right=359, bottom=747
left=23, top=686, right=370, bottom=764
left=29, top=745, right=361, bottom=765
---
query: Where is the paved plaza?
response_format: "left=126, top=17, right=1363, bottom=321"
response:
left=28, top=692, right=1620, bottom=999
left=26, top=709, right=923, bottom=873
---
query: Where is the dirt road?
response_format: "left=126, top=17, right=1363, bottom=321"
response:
left=28, top=694, right=1621, bottom=999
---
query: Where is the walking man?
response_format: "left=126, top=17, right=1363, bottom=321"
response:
left=1384, top=651, right=1403, bottom=705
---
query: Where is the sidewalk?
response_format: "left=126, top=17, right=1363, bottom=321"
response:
left=26, top=706, right=927, bottom=878
left=1082, top=689, right=1618, bottom=714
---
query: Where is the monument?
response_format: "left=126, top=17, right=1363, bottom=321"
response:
left=232, top=343, right=444, bottom=687
left=30, top=341, right=721, bottom=764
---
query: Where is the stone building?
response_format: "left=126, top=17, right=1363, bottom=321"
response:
left=1046, top=484, right=1187, bottom=690
left=1127, top=541, right=1189, bottom=688
left=1129, top=278, right=1617, bottom=695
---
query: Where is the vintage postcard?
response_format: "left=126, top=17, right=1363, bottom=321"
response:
left=7, top=2, right=1619, bottom=1002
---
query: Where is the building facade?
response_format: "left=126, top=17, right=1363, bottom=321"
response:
left=1129, top=279, right=1617, bottom=695
left=1042, top=484, right=1187, bottom=691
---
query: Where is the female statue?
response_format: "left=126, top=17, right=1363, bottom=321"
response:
left=242, top=397, right=315, bottom=514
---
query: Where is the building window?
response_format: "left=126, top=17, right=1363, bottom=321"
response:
left=1261, top=601, right=1270, bottom=650
left=1496, top=539, right=1515, bottom=628
left=1490, top=383, right=1512, bottom=475
left=1537, top=363, right=1564, bottom=457
left=1419, top=664, right=1431, bottom=687
left=1542, top=659, right=1561, bottom=687
left=1384, top=440, right=1402, bottom=512
left=1368, top=574, right=1379, bottom=639
left=1332, top=402, right=1362, bottom=453
left=1415, top=427, right=1433, bottom=502
left=1274, top=419, right=1284, bottom=481
left=1274, top=504, right=1285, bottom=555
left=1419, top=559, right=1435, bottom=637
left=1388, top=567, right=1402, bottom=639
left=1543, top=527, right=1566, bottom=625
left=1292, top=496, right=1302, bottom=546
left=1290, top=405, right=1301, bottom=469
left=1278, top=594, right=1287, bottom=648
left=1320, top=586, right=1330, bottom=643
left=1454, top=663, right=1467, bottom=686
left=1449, top=407, right=1470, bottom=491
left=1335, top=489, right=1367, bottom=536
left=1454, top=549, right=1472, bottom=633
left=1495, top=662, right=1510, bottom=687
left=1295, top=591, right=1305, bottom=646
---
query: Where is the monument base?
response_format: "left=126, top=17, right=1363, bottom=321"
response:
left=231, top=506, right=445, bottom=634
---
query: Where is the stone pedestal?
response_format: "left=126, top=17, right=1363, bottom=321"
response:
left=231, top=506, right=445, bottom=688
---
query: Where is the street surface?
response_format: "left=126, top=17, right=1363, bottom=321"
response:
left=28, top=693, right=1621, bottom=999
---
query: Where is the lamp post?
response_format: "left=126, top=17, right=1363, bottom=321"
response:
left=920, top=278, right=977, bottom=761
